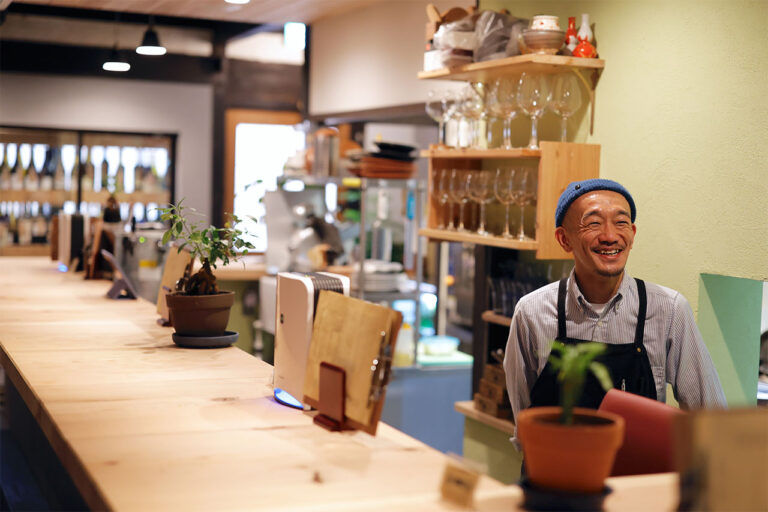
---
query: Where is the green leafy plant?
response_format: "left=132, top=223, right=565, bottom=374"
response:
left=158, top=200, right=255, bottom=296
left=547, top=341, right=613, bottom=425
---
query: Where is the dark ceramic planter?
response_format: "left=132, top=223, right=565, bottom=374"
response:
left=165, top=291, right=235, bottom=336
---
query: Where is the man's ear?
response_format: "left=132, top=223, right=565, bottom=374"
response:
left=555, top=226, right=573, bottom=253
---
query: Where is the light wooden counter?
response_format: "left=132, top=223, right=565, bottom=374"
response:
left=0, top=257, right=679, bottom=511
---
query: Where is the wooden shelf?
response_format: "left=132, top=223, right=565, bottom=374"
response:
left=455, top=400, right=515, bottom=435
left=80, top=190, right=171, bottom=204
left=0, top=244, right=50, bottom=257
left=0, top=190, right=76, bottom=204
left=419, top=227, right=538, bottom=251
left=420, top=148, right=541, bottom=159
left=418, top=54, right=605, bottom=82
left=481, top=310, right=512, bottom=327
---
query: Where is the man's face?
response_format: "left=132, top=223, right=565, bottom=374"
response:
left=556, top=190, right=636, bottom=279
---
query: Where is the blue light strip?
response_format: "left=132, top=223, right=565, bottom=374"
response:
left=274, top=388, right=304, bottom=409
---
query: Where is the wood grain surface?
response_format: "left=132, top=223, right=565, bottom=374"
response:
left=0, top=257, right=679, bottom=511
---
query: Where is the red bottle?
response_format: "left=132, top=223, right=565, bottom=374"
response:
left=565, top=17, right=578, bottom=52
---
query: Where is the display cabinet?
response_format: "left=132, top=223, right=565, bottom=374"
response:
left=0, top=125, right=175, bottom=255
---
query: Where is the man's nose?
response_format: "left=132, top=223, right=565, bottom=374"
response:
left=598, top=223, right=619, bottom=243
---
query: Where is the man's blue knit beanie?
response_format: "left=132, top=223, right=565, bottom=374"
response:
left=555, top=179, right=636, bottom=227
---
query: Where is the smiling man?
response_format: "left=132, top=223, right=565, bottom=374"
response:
left=503, top=179, right=726, bottom=424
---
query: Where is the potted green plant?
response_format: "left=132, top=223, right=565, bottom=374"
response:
left=516, top=341, right=625, bottom=494
left=159, top=200, right=254, bottom=338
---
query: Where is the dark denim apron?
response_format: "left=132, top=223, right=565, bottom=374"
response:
left=529, top=277, right=657, bottom=409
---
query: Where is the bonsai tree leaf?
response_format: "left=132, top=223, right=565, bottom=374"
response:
left=162, top=230, right=172, bottom=246
left=589, top=361, right=613, bottom=392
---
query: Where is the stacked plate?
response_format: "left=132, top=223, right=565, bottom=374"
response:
left=351, top=260, right=407, bottom=292
left=348, top=142, right=417, bottom=179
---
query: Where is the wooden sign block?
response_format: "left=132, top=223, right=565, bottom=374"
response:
left=473, top=393, right=512, bottom=419
left=479, top=378, right=509, bottom=404
left=440, top=458, right=480, bottom=509
left=482, top=364, right=506, bottom=386
left=676, top=408, right=768, bottom=512
left=303, top=291, right=402, bottom=435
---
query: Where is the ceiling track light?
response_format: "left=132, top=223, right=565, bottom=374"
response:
left=136, top=15, right=167, bottom=56
left=225, top=0, right=251, bottom=4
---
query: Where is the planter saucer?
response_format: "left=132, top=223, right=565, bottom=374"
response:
left=172, top=331, right=239, bottom=349
left=519, top=478, right=612, bottom=511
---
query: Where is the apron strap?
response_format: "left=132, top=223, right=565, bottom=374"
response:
left=557, top=278, right=568, bottom=340
left=634, top=278, right=647, bottom=349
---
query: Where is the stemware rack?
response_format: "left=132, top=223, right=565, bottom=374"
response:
left=418, top=55, right=604, bottom=260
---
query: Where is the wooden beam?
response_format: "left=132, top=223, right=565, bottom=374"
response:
left=0, top=40, right=217, bottom=83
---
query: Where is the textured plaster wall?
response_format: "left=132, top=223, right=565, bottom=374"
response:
left=480, top=0, right=768, bottom=311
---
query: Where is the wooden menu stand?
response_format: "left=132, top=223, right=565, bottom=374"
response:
left=313, top=362, right=353, bottom=432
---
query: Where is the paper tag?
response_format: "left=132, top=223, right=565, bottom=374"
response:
left=440, top=459, right=480, bottom=508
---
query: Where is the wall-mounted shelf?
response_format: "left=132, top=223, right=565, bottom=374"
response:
left=418, top=54, right=604, bottom=82
left=419, top=228, right=538, bottom=251
left=420, top=148, right=541, bottom=159
left=424, top=141, right=600, bottom=260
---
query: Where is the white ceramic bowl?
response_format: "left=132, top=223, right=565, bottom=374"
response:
left=530, top=15, right=560, bottom=31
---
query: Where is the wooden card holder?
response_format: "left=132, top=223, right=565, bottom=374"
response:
left=100, top=249, right=138, bottom=300
left=313, top=362, right=352, bottom=432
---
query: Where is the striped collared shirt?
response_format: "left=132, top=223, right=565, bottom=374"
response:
left=503, top=270, right=727, bottom=424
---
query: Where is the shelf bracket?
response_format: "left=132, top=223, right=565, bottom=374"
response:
left=570, top=68, right=601, bottom=136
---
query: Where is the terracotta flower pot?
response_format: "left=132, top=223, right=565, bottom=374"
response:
left=517, top=406, right=625, bottom=493
left=165, top=291, right=235, bottom=336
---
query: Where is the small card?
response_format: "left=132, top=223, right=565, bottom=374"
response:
left=440, top=457, right=481, bottom=508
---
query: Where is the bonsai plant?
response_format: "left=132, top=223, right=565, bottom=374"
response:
left=159, top=200, right=254, bottom=338
left=516, top=341, right=625, bottom=494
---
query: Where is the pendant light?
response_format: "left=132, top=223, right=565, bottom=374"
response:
left=136, top=16, right=166, bottom=56
left=103, top=47, right=131, bottom=72
left=103, top=14, right=130, bottom=72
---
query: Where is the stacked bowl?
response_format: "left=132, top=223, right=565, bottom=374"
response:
left=520, top=15, right=565, bottom=55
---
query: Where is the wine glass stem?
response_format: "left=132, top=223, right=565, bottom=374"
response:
left=458, top=202, right=466, bottom=231
left=560, top=116, right=568, bottom=142
left=447, top=202, right=455, bottom=230
left=438, top=120, right=445, bottom=145
left=529, top=115, right=540, bottom=150
left=518, top=203, right=526, bottom=240
left=479, top=201, right=486, bottom=233
left=503, top=203, right=511, bottom=236
left=503, top=118, right=512, bottom=149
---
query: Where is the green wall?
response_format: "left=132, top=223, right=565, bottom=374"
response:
left=480, top=0, right=768, bottom=403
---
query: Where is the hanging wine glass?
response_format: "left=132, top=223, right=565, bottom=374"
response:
left=467, top=170, right=493, bottom=236
left=516, top=72, right=552, bottom=150
left=425, top=90, right=446, bottom=146
left=487, top=79, right=519, bottom=149
left=550, top=73, right=583, bottom=141
left=494, top=168, right=516, bottom=238
left=512, top=168, right=537, bottom=241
